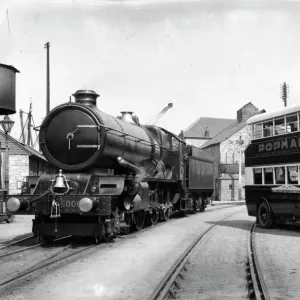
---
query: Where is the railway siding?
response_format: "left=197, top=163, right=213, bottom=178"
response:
left=169, top=211, right=254, bottom=300
left=1, top=205, right=243, bottom=300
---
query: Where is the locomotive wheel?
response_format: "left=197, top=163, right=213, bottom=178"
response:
left=5, top=215, right=15, bottom=223
left=103, top=234, right=113, bottom=243
left=200, top=202, right=205, bottom=212
left=199, top=198, right=205, bottom=212
left=181, top=209, right=188, bottom=217
left=161, top=207, right=171, bottom=222
left=149, top=209, right=159, bottom=226
left=193, top=199, right=200, bottom=213
left=257, top=201, right=275, bottom=229
left=133, top=211, right=145, bottom=231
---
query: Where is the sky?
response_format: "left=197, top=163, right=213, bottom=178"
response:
left=1, top=0, right=300, bottom=145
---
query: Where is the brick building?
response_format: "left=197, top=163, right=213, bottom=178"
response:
left=0, top=130, right=56, bottom=194
left=201, top=103, right=265, bottom=201
left=182, top=117, right=235, bottom=148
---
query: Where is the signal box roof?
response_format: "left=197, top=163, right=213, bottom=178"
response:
left=247, top=104, right=300, bottom=125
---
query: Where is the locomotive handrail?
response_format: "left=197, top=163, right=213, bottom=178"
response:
left=29, top=190, right=51, bottom=203
left=82, top=123, right=173, bottom=151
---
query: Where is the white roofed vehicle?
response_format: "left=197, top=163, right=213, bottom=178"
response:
left=245, top=104, right=300, bottom=228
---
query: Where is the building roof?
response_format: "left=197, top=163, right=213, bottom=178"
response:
left=183, top=117, right=236, bottom=138
left=201, top=103, right=264, bottom=149
left=0, top=130, right=47, bottom=162
left=201, top=120, right=246, bottom=148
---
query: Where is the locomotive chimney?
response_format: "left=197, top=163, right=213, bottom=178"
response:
left=120, top=111, right=135, bottom=124
left=72, top=90, right=99, bottom=107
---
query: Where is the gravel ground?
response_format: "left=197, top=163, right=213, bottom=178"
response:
left=173, top=210, right=254, bottom=300
left=254, top=224, right=300, bottom=300
left=0, top=205, right=244, bottom=300
left=0, top=216, right=33, bottom=247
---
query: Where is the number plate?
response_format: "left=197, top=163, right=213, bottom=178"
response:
left=59, top=199, right=79, bottom=212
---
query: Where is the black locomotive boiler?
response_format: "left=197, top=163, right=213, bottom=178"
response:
left=5, top=90, right=214, bottom=242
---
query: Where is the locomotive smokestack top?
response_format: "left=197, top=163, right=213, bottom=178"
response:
left=72, top=90, right=99, bottom=107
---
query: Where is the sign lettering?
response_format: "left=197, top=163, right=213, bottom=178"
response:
left=257, top=137, right=300, bottom=156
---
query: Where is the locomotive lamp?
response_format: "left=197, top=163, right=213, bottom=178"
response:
left=0, top=115, right=15, bottom=191
left=78, top=197, right=98, bottom=212
left=7, top=197, right=29, bottom=212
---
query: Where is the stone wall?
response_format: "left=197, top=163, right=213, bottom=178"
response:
left=220, top=125, right=252, bottom=164
left=219, top=125, right=251, bottom=200
left=9, top=155, right=29, bottom=194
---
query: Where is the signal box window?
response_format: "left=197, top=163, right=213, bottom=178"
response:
left=287, top=166, right=299, bottom=184
left=264, top=167, right=273, bottom=184
left=275, top=118, right=285, bottom=135
left=253, top=168, right=262, bottom=184
left=275, top=167, right=285, bottom=184
left=263, top=121, right=273, bottom=137
left=253, top=123, right=262, bottom=139
left=286, top=114, right=298, bottom=133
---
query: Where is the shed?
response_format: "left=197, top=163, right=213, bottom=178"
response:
left=218, top=174, right=239, bottom=201
left=0, top=130, right=56, bottom=194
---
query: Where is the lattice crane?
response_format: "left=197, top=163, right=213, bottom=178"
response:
left=19, top=101, right=39, bottom=149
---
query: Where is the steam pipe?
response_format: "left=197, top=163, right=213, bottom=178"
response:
left=117, top=156, right=140, bottom=175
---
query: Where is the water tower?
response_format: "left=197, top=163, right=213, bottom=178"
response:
left=0, top=63, right=19, bottom=222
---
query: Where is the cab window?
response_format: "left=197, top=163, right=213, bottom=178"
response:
left=287, top=166, right=298, bottom=184
left=253, top=168, right=262, bottom=184
left=275, top=118, right=285, bottom=135
left=275, top=167, right=285, bottom=184
left=264, top=167, right=273, bottom=184
left=263, top=120, right=273, bottom=137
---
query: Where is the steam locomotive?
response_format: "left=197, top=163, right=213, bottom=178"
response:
left=5, top=90, right=213, bottom=242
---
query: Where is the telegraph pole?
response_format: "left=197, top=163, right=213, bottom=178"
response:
left=281, top=82, right=288, bottom=107
left=44, top=42, right=50, bottom=115
left=27, top=102, right=33, bottom=147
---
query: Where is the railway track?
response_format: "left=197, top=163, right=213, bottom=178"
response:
left=0, top=234, right=34, bottom=251
left=148, top=212, right=239, bottom=300
left=246, top=221, right=271, bottom=300
left=149, top=212, right=270, bottom=300
left=0, top=235, right=71, bottom=259
left=0, top=236, right=97, bottom=290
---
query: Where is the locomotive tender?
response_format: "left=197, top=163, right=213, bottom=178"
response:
left=6, top=90, right=213, bottom=242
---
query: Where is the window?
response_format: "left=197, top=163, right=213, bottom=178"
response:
left=253, top=168, right=262, bottom=184
left=275, top=167, right=285, bottom=184
left=263, top=120, right=273, bottom=137
left=287, top=166, right=298, bottom=184
left=275, top=118, right=285, bottom=135
left=286, top=114, right=298, bottom=133
left=253, top=123, right=262, bottom=139
left=264, top=167, right=273, bottom=184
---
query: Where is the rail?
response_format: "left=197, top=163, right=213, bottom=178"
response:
left=0, top=237, right=97, bottom=290
left=247, top=221, right=271, bottom=300
left=149, top=211, right=239, bottom=300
